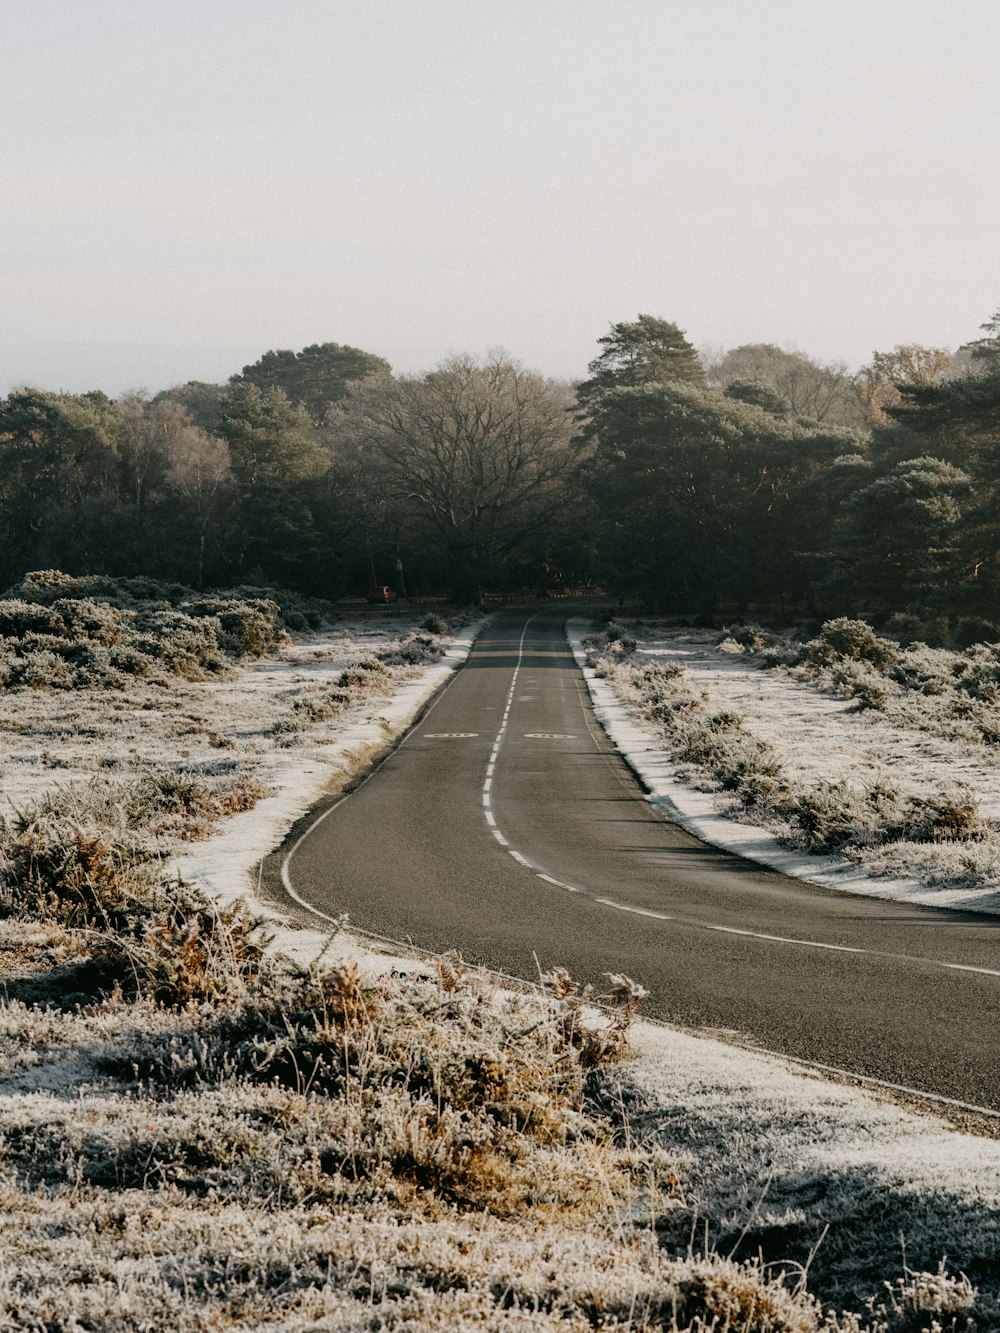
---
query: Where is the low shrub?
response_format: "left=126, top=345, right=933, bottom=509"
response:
left=0, top=795, right=271, bottom=1002
left=892, top=789, right=985, bottom=844
left=803, top=618, right=898, bottom=671
left=0, top=571, right=329, bottom=690
left=185, top=597, right=284, bottom=657
left=0, top=806, right=181, bottom=933
left=604, top=620, right=638, bottom=653
left=421, top=614, right=449, bottom=635
left=791, top=780, right=900, bottom=853
left=127, top=769, right=270, bottom=840
left=378, top=633, right=447, bottom=667
left=721, top=623, right=784, bottom=652
left=132, top=609, right=227, bottom=677
left=104, top=954, right=649, bottom=1214
left=339, top=658, right=392, bottom=691
left=274, top=686, right=353, bottom=733
left=828, top=660, right=891, bottom=710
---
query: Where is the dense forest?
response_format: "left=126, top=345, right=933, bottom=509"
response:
left=1, top=310, right=998, bottom=639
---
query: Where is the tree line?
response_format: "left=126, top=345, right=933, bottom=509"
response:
left=1, top=314, right=997, bottom=632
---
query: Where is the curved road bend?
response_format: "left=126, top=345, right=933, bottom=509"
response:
left=280, top=609, right=1000, bottom=1111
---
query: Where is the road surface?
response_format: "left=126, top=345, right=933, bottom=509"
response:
left=277, top=610, right=1000, bottom=1111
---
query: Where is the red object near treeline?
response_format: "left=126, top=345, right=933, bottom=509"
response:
left=366, top=585, right=398, bottom=604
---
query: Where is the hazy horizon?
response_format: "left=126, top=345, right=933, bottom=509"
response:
left=4, top=0, right=999, bottom=397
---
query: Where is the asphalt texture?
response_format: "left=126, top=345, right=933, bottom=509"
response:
left=281, top=609, right=1000, bottom=1110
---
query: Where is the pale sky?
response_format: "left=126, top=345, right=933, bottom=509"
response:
left=3, top=0, right=999, bottom=395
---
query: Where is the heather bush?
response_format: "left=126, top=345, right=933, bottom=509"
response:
left=421, top=614, right=449, bottom=634
left=0, top=571, right=331, bottom=690
left=378, top=633, right=447, bottom=667
left=186, top=596, right=284, bottom=656
left=791, top=780, right=902, bottom=853
left=722, top=623, right=784, bottom=652
left=102, top=955, right=650, bottom=1214
left=274, top=686, right=353, bottom=733
left=803, top=619, right=898, bottom=671
left=952, top=615, right=1000, bottom=649
left=339, top=657, right=393, bottom=690
left=0, top=805, right=181, bottom=932
left=123, top=769, right=269, bottom=840
left=603, top=620, right=638, bottom=653
left=675, top=712, right=791, bottom=807
left=828, top=660, right=891, bottom=710
left=131, top=608, right=228, bottom=676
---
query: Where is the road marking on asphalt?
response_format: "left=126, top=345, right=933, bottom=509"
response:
left=582, top=893, right=1000, bottom=977
left=704, top=923, right=865, bottom=954
left=538, top=872, right=580, bottom=893
left=482, top=615, right=539, bottom=851
left=594, top=897, right=673, bottom=920
left=524, top=732, right=576, bottom=739
left=425, top=731, right=479, bottom=738
left=940, top=960, right=1000, bottom=978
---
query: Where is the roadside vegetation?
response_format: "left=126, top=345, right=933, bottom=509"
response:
left=0, top=588, right=989, bottom=1325
left=586, top=616, right=1000, bottom=889
left=0, top=830, right=988, bottom=1329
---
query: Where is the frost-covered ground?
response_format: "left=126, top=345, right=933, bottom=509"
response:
left=568, top=621, right=1000, bottom=915
left=3, top=610, right=1000, bottom=1325
left=0, top=613, right=482, bottom=958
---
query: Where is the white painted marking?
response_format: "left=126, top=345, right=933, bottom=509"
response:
left=524, top=732, right=576, bottom=739
left=940, top=960, right=1000, bottom=979
left=483, top=777, right=492, bottom=793
left=590, top=895, right=1000, bottom=980
left=538, top=873, right=580, bottom=893
left=484, top=809, right=496, bottom=826
left=594, top=897, right=674, bottom=921
left=424, top=732, right=479, bottom=738
left=706, top=923, right=864, bottom=955
left=509, top=849, right=532, bottom=868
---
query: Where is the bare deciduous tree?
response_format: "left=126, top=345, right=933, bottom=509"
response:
left=853, top=344, right=957, bottom=426
left=334, top=353, right=577, bottom=598
left=707, top=343, right=864, bottom=427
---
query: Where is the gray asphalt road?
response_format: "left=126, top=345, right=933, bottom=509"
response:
left=278, top=609, right=1000, bottom=1110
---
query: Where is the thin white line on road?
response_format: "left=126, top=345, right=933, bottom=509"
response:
left=594, top=897, right=674, bottom=921
left=538, top=873, right=580, bottom=893
left=484, top=809, right=496, bottom=826
left=940, top=960, right=1000, bottom=978
left=705, top=923, right=864, bottom=954
left=509, top=849, right=532, bottom=868
left=587, top=891, right=1000, bottom=979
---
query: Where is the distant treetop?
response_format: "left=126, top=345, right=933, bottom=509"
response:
left=576, top=315, right=705, bottom=413
left=232, top=342, right=391, bottom=423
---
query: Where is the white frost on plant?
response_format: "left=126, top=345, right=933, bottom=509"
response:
left=567, top=619, right=1000, bottom=915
